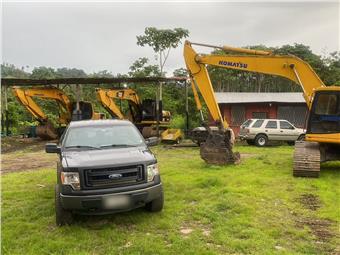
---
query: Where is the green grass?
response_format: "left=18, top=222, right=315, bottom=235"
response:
left=2, top=145, right=339, bottom=255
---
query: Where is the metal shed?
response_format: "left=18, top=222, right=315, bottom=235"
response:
left=215, top=92, right=308, bottom=136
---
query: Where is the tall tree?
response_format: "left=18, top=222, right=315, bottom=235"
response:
left=136, top=27, right=189, bottom=76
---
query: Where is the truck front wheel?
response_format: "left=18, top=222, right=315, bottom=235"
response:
left=145, top=192, right=164, bottom=212
left=55, top=185, right=74, bottom=226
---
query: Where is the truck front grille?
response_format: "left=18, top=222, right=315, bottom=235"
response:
left=84, top=165, right=145, bottom=189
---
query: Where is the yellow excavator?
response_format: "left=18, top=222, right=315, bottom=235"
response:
left=96, top=88, right=183, bottom=142
left=13, top=87, right=103, bottom=140
left=184, top=41, right=340, bottom=177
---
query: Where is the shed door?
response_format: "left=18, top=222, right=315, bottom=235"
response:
left=277, top=106, right=307, bottom=128
left=231, top=105, right=246, bottom=126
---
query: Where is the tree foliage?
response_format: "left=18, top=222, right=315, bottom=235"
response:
left=1, top=40, right=339, bottom=133
left=137, top=27, right=189, bottom=74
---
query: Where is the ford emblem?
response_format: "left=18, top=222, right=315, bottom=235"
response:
left=108, top=173, right=122, bottom=180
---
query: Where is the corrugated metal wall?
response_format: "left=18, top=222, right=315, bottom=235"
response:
left=277, top=105, right=308, bottom=128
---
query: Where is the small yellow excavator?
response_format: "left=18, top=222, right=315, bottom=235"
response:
left=13, top=87, right=103, bottom=140
left=184, top=41, right=340, bottom=177
left=96, top=88, right=183, bottom=142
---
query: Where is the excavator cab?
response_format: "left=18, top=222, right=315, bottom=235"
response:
left=141, top=99, right=163, bottom=121
left=308, top=90, right=340, bottom=134
left=71, top=101, right=94, bottom=120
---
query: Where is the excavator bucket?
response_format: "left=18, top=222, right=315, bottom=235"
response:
left=200, top=130, right=240, bottom=165
left=36, top=121, right=58, bottom=140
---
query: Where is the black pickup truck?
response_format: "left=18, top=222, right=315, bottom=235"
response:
left=46, top=119, right=163, bottom=226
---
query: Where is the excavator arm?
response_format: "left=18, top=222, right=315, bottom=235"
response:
left=96, top=88, right=141, bottom=121
left=13, top=87, right=72, bottom=124
left=12, top=87, right=72, bottom=139
left=184, top=41, right=325, bottom=112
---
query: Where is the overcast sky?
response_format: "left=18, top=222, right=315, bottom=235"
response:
left=2, top=1, right=339, bottom=76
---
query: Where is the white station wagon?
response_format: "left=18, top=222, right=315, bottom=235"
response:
left=239, top=119, right=305, bottom=146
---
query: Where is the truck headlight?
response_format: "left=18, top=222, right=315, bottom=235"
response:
left=61, top=172, right=80, bottom=190
left=147, top=163, right=159, bottom=182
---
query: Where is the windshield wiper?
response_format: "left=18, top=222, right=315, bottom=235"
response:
left=99, top=144, right=138, bottom=148
left=65, top=145, right=101, bottom=150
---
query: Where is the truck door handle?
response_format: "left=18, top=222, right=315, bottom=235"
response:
left=280, top=131, right=283, bottom=133
left=265, top=130, right=268, bottom=132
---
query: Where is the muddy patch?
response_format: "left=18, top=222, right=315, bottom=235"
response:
left=295, top=215, right=337, bottom=254
left=296, top=218, right=334, bottom=242
left=296, top=193, right=338, bottom=253
left=1, top=152, right=57, bottom=174
left=1, top=137, right=50, bottom=154
left=179, top=221, right=212, bottom=238
left=299, top=194, right=321, bottom=211
left=1, top=137, right=58, bottom=174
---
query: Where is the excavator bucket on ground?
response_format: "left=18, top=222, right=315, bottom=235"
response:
left=36, top=121, right=58, bottom=140
left=200, top=130, right=240, bottom=165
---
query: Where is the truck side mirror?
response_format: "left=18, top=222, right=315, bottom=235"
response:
left=45, top=143, right=61, bottom=153
left=145, top=137, right=159, bottom=147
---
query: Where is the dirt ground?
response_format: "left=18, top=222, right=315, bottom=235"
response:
left=1, top=137, right=57, bottom=174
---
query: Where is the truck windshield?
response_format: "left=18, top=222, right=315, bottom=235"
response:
left=64, top=125, right=145, bottom=149
left=309, top=92, right=340, bottom=134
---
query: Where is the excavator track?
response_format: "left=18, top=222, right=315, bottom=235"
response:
left=293, top=141, right=320, bottom=178
left=200, top=132, right=240, bottom=165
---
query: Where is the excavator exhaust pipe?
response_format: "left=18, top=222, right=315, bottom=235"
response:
left=200, top=129, right=240, bottom=165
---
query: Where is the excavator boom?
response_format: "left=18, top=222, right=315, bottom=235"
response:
left=96, top=88, right=141, bottom=121
left=13, top=87, right=72, bottom=139
left=13, top=87, right=104, bottom=140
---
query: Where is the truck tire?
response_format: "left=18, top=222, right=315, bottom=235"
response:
left=145, top=192, right=164, bottom=212
left=55, top=185, right=74, bottom=226
left=255, top=134, right=268, bottom=147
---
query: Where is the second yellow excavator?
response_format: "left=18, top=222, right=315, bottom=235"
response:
left=184, top=41, right=340, bottom=177
left=13, top=86, right=103, bottom=139
left=96, top=88, right=183, bottom=142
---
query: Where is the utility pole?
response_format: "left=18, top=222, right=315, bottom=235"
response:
left=185, top=81, right=189, bottom=132
left=156, top=82, right=160, bottom=136
left=73, top=84, right=82, bottom=120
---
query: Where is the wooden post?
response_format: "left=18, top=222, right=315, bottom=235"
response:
left=1, top=86, right=5, bottom=134
left=156, top=83, right=160, bottom=137
left=4, top=86, right=9, bottom=135
left=185, top=81, right=189, bottom=132
left=73, top=84, right=82, bottom=120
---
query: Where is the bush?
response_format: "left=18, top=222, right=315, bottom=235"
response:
left=170, top=115, right=185, bottom=129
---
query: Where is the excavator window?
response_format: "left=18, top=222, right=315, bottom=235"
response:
left=315, top=94, right=338, bottom=115
left=141, top=99, right=163, bottom=121
left=309, top=92, right=340, bottom=134
left=71, top=102, right=93, bottom=120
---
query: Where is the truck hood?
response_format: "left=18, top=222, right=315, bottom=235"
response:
left=62, top=146, right=155, bottom=168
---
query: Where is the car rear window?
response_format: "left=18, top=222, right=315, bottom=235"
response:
left=241, top=119, right=253, bottom=128
left=265, top=120, right=277, bottom=129
left=251, top=119, right=264, bottom=128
